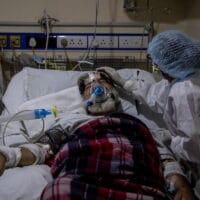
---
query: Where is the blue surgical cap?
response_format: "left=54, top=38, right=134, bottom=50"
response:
left=148, top=30, right=200, bottom=81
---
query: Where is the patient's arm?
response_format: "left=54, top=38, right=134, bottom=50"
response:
left=0, top=144, right=50, bottom=176
left=17, top=147, right=38, bottom=166
left=0, top=147, right=37, bottom=175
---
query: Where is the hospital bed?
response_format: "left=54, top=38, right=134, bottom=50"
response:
left=0, top=66, right=181, bottom=200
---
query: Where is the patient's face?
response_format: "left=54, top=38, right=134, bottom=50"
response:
left=83, top=73, right=113, bottom=100
left=82, top=73, right=120, bottom=116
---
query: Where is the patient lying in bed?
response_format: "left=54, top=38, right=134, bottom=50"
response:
left=0, top=67, right=195, bottom=200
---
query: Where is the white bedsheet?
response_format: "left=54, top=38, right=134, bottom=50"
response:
left=0, top=165, right=52, bottom=200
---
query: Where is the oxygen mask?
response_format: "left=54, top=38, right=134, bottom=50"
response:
left=88, top=83, right=109, bottom=105
left=86, top=72, right=110, bottom=106
left=84, top=72, right=120, bottom=115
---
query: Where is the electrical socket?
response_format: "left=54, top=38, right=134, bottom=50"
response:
left=88, top=35, right=118, bottom=49
left=119, top=35, right=148, bottom=49
left=57, top=35, right=87, bottom=49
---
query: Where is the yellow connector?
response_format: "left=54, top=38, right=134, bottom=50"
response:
left=0, top=35, right=7, bottom=48
left=52, top=105, right=58, bottom=118
left=10, top=35, right=21, bottom=48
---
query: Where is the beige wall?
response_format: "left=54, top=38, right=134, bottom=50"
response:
left=0, top=0, right=196, bottom=30
left=0, top=0, right=199, bottom=60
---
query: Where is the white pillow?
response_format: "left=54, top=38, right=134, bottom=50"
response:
left=24, top=67, right=84, bottom=100
left=2, top=68, right=27, bottom=113
left=2, top=67, right=84, bottom=113
left=118, top=68, right=155, bottom=83
left=0, top=165, right=52, bottom=200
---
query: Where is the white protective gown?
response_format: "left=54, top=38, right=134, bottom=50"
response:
left=132, top=73, right=200, bottom=164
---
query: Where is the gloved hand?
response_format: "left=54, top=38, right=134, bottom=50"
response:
left=166, top=173, right=195, bottom=200
left=96, top=66, right=135, bottom=91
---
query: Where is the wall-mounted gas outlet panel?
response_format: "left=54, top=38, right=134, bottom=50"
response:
left=57, top=35, right=88, bottom=49
left=88, top=35, right=118, bottom=49
left=0, top=33, right=149, bottom=51
left=119, top=34, right=149, bottom=49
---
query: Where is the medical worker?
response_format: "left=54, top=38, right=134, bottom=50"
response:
left=97, top=30, right=200, bottom=198
left=99, top=30, right=200, bottom=164
left=145, top=30, right=200, bottom=164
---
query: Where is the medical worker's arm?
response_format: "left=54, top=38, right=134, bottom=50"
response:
left=166, top=173, right=195, bottom=200
left=132, top=78, right=171, bottom=113
left=96, top=66, right=171, bottom=113
left=164, top=81, right=200, bottom=163
left=160, top=151, right=195, bottom=200
left=97, top=66, right=135, bottom=91
left=153, top=131, right=195, bottom=200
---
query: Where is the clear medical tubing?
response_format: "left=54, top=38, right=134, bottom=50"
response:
left=0, top=109, right=52, bottom=124
left=0, top=84, right=107, bottom=124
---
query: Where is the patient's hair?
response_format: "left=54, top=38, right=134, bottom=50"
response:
left=77, top=73, right=89, bottom=95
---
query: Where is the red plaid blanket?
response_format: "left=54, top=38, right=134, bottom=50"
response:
left=41, top=113, right=167, bottom=200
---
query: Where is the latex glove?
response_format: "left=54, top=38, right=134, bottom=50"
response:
left=166, top=173, right=195, bottom=200
left=96, top=66, right=135, bottom=91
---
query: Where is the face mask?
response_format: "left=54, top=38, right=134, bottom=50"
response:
left=85, top=72, right=120, bottom=115
left=87, top=87, right=120, bottom=115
